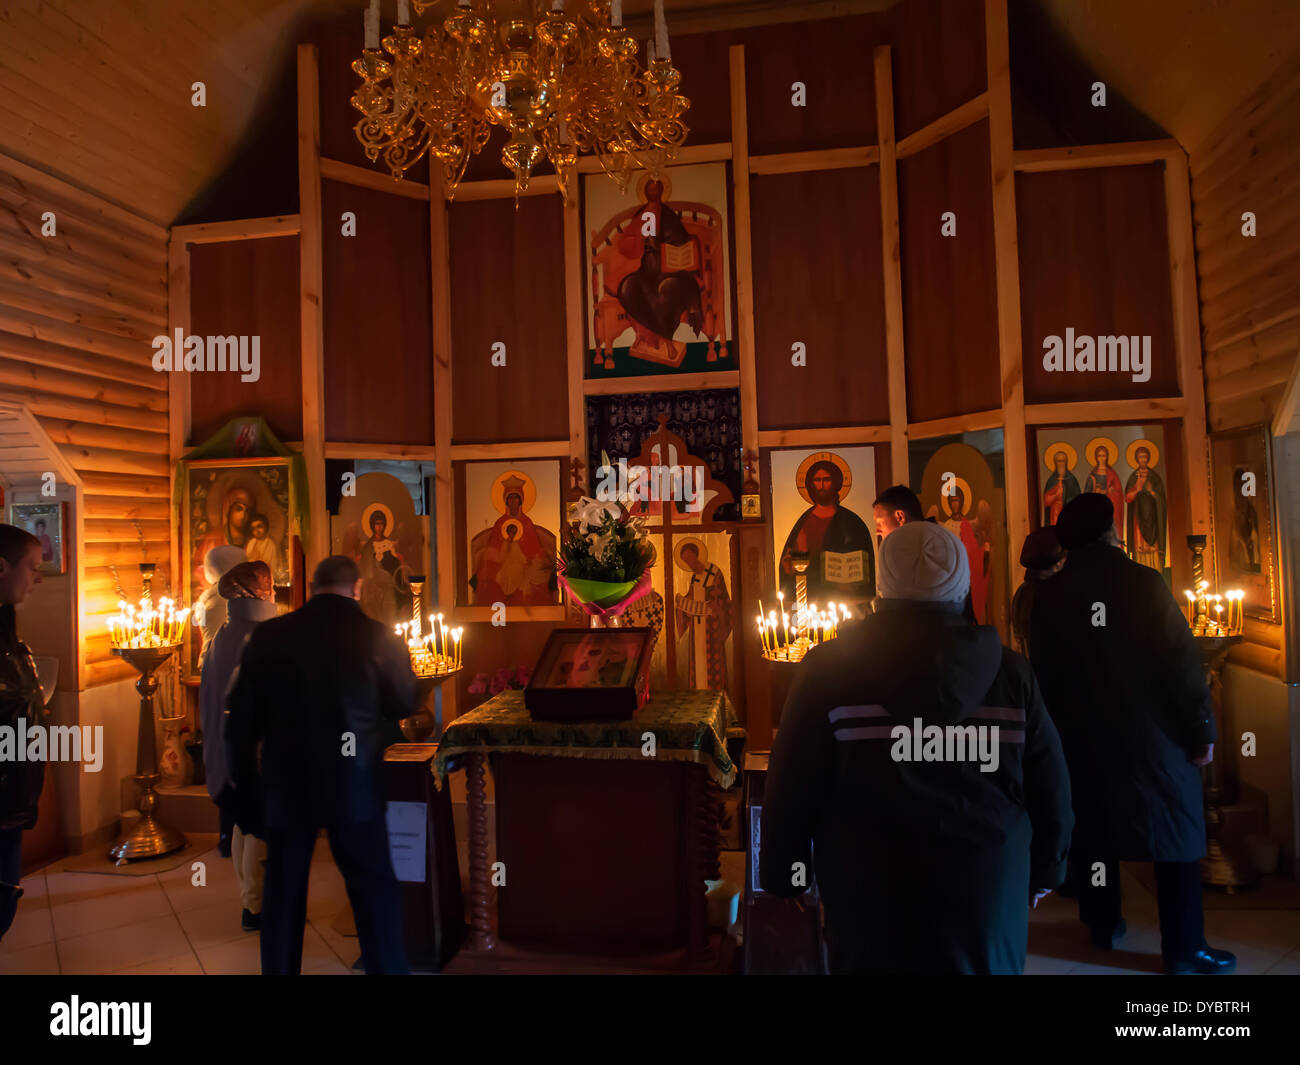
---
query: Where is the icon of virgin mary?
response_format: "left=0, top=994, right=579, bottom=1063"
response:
left=470, top=471, right=558, bottom=605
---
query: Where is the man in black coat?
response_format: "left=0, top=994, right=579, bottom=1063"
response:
left=0, top=525, right=45, bottom=943
left=761, top=521, right=1073, bottom=974
left=226, top=554, right=417, bottom=974
left=1030, top=493, right=1235, bottom=975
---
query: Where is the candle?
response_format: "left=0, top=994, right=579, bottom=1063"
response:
left=782, top=611, right=790, bottom=650
left=611, top=0, right=622, bottom=27
left=398, top=0, right=410, bottom=24
left=653, top=0, right=671, bottom=62
left=365, top=0, right=379, bottom=49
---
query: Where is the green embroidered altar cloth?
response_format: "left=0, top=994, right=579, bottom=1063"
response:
left=434, top=689, right=739, bottom=789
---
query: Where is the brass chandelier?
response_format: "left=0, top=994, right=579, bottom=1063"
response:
left=350, top=0, right=691, bottom=202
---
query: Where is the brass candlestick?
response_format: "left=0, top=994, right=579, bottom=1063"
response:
left=1185, top=537, right=1256, bottom=891
left=1194, top=633, right=1257, bottom=892
left=1187, top=534, right=1208, bottom=629
left=109, top=644, right=187, bottom=862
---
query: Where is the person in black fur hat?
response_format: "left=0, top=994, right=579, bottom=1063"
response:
left=1010, top=528, right=1065, bottom=658
left=1029, top=493, right=1236, bottom=975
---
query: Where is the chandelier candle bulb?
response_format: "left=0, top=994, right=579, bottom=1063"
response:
left=365, top=0, right=379, bottom=49
left=397, top=0, right=410, bottom=25
left=611, top=0, right=623, bottom=28
left=654, top=0, right=670, bottom=62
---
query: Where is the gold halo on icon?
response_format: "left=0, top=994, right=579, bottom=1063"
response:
left=491, top=470, right=537, bottom=515
left=361, top=502, right=395, bottom=534
left=1043, top=442, right=1078, bottom=472
left=501, top=518, right=523, bottom=541
left=794, top=451, right=852, bottom=504
left=1083, top=436, right=1120, bottom=467
left=939, top=474, right=973, bottom=516
left=1126, top=438, right=1159, bottom=470
left=673, top=536, right=708, bottom=570
left=635, top=170, right=673, bottom=205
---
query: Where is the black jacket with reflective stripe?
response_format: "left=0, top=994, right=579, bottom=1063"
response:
left=759, top=601, right=1073, bottom=974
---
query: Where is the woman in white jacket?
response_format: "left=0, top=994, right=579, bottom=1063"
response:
left=199, top=560, right=277, bottom=932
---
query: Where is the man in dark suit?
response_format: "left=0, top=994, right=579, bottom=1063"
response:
left=226, top=555, right=417, bottom=975
left=1030, top=493, right=1235, bottom=975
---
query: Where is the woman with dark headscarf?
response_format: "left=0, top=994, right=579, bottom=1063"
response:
left=199, top=560, right=276, bottom=932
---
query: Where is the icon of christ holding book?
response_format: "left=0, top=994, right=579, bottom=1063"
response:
left=779, top=453, right=875, bottom=603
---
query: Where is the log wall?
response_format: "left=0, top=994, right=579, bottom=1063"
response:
left=0, top=151, right=171, bottom=689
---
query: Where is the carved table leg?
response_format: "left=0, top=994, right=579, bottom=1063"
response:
left=465, top=752, right=496, bottom=951
left=684, top=763, right=718, bottom=964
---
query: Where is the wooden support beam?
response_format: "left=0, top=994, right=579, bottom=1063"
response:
left=758, top=425, right=891, bottom=448
left=429, top=168, right=458, bottom=721
left=575, top=142, right=732, bottom=173
left=450, top=174, right=559, bottom=201
left=985, top=0, right=1030, bottom=588
left=323, top=442, right=440, bottom=461
left=729, top=45, right=760, bottom=498
left=320, top=157, right=430, bottom=200
left=1164, top=149, right=1211, bottom=536
left=1012, top=139, right=1181, bottom=173
left=896, top=92, right=990, bottom=160
left=297, top=44, right=328, bottom=574
left=749, top=146, right=879, bottom=175
left=449, top=441, right=570, bottom=460
left=908, top=409, right=1004, bottom=439
left=582, top=370, right=740, bottom=396
left=168, top=215, right=301, bottom=244
left=873, top=46, right=910, bottom=485
left=1024, top=397, right=1186, bottom=424
left=563, top=192, right=587, bottom=485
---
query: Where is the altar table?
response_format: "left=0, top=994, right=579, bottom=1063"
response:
left=435, top=690, right=739, bottom=964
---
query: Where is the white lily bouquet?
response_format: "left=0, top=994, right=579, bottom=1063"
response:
left=558, top=496, right=655, bottom=610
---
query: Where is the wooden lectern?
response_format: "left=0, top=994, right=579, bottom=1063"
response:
left=383, top=743, right=466, bottom=971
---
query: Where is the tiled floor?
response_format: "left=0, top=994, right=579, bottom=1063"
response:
left=2, top=850, right=1297, bottom=974
left=1025, top=866, right=1300, bottom=975
left=0, top=839, right=357, bottom=976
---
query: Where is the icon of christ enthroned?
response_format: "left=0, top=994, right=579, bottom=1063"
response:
left=589, top=169, right=730, bottom=372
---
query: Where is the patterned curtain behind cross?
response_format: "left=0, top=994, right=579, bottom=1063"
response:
left=585, top=388, right=742, bottom=522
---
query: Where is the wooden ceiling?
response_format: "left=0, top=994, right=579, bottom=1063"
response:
left=0, top=0, right=1295, bottom=227
left=1032, top=0, right=1300, bottom=155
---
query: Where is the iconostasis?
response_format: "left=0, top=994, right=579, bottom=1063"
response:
left=164, top=1, right=1247, bottom=749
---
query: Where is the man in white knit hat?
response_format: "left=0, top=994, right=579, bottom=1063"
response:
left=761, top=521, right=1073, bottom=974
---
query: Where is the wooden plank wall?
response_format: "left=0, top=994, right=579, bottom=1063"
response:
left=1191, top=65, right=1300, bottom=434
left=1188, top=61, right=1300, bottom=679
left=0, top=152, right=170, bottom=689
